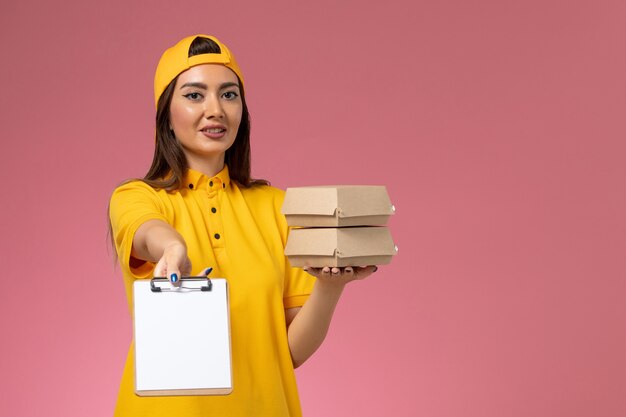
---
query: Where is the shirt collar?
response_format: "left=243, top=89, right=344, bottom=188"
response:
left=184, top=165, right=231, bottom=191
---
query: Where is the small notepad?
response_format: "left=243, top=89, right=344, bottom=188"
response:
left=133, top=277, right=232, bottom=396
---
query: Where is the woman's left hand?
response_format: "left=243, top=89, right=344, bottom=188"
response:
left=302, top=265, right=378, bottom=287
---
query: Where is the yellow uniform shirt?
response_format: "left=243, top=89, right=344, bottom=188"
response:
left=109, top=166, right=315, bottom=417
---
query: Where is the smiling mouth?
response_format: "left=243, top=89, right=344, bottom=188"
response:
left=200, top=127, right=227, bottom=139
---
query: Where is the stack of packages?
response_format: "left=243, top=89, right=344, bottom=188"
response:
left=281, top=186, right=398, bottom=268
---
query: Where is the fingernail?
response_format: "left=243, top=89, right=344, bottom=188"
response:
left=203, top=267, right=213, bottom=276
left=302, top=267, right=309, bottom=272
left=346, top=268, right=353, bottom=273
left=170, top=273, right=178, bottom=283
left=373, top=266, right=378, bottom=272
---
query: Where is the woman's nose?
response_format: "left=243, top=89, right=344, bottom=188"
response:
left=204, top=95, right=224, bottom=118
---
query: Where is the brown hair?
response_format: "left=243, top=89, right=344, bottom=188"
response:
left=143, top=36, right=268, bottom=189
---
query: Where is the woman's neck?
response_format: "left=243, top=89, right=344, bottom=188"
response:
left=185, top=153, right=226, bottom=178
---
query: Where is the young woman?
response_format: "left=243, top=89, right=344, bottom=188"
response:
left=109, top=34, right=376, bottom=417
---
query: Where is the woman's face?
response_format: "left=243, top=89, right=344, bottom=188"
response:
left=169, top=64, right=243, bottom=170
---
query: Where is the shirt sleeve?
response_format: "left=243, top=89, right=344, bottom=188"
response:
left=283, top=265, right=316, bottom=309
left=109, top=181, right=169, bottom=279
left=272, top=187, right=316, bottom=309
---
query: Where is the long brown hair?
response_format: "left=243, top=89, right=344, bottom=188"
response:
left=144, top=36, right=268, bottom=189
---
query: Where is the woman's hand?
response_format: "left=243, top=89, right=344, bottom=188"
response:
left=302, top=266, right=378, bottom=288
left=153, top=242, right=192, bottom=285
left=133, top=219, right=191, bottom=286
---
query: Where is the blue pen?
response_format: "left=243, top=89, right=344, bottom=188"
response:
left=203, top=267, right=213, bottom=276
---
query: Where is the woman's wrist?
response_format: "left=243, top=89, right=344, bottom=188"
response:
left=313, top=278, right=346, bottom=298
left=163, top=240, right=187, bottom=253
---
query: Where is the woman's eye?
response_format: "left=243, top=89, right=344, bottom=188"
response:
left=184, top=92, right=203, bottom=101
left=222, top=91, right=239, bottom=100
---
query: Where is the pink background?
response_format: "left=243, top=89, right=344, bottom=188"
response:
left=1, top=0, right=625, bottom=416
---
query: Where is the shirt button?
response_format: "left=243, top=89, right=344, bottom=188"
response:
left=222, top=183, right=226, bottom=188
left=214, top=233, right=221, bottom=239
left=211, top=207, right=217, bottom=213
left=188, top=184, right=194, bottom=189
left=209, top=181, right=214, bottom=187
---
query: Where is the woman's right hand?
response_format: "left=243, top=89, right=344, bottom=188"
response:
left=153, top=242, right=192, bottom=286
left=133, top=219, right=192, bottom=286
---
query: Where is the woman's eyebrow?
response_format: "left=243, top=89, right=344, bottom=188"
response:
left=219, top=82, right=240, bottom=90
left=179, top=82, right=240, bottom=90
left=180, top=82, right=208, bottom=90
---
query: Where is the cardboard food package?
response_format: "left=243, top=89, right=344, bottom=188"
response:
left=281, top=185, right=395, bottom=227
left=284, top=227, right=398, bottom=268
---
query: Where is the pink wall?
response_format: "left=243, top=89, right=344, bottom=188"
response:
left=1, top=0, right=625, bottom=416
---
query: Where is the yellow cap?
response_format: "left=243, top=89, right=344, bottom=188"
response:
left=153, top=34, right=244, bottom=107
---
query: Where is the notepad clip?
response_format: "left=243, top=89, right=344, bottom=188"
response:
left=150, top=277, right=213, bottom=292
